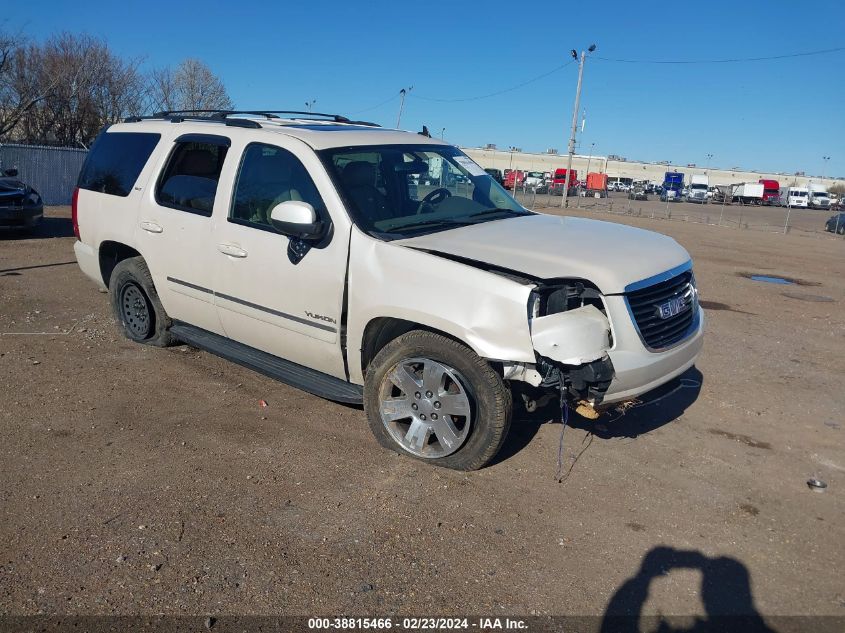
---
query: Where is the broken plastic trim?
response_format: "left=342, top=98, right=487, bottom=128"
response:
left=539, top=354, right=615, bottom=406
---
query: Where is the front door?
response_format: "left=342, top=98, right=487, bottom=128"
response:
left=212, top=140, right=349, bottom=379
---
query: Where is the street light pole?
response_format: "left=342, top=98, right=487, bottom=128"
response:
left=705, top=153, right=713, bottom=173
left=306, top=99, right=316, bottom=113
left=561, top=45, right=595, bottom=209
left=441, top=127, right=446, bottom=140
left=822, top=156, right=830, bottom=180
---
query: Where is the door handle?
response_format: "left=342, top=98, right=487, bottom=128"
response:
left=218, top=243, right=248, bottom=258
left=140, top=221, right=163, bottom=234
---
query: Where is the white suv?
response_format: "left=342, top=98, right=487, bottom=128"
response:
left=73, top=110, right=703, bottom=470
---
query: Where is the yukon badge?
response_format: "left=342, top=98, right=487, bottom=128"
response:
left=305, top=311, right=337, bottom=324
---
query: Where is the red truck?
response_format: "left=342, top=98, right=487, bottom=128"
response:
left=758, top=179, right=780, bottom=205
left=504, top=169, right=525, bottom=190
left=550, top=168, right=577, bottom=196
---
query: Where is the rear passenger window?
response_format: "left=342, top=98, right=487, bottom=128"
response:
left=230, top=143, right=325, bottom=229
left=78, top=132, right=160, bottom=197
left=156, top=138, right=229, bottom=216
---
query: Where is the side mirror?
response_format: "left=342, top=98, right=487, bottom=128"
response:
left=3, top=168, right=18, bottom=177
left=269, top=200, right=324, bottom=240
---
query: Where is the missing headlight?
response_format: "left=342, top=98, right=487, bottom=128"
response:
left=532, top=281, right=605, bottom=317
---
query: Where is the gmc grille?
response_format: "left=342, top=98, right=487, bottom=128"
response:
left=626, top=270, right=697, bottom=350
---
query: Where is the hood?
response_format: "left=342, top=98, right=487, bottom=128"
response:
left=395, top=213, right=691, bottom=294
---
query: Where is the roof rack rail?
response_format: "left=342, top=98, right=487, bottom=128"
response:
left=123, top=113, right=261, bottom=128
left=124, top=109, right=380, bottom=128
left=206, top=110, right=381, bottom=127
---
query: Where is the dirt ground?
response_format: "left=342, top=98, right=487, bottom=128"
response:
left=0, top=203, right=843, bottom=627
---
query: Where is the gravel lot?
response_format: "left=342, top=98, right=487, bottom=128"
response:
left=1, top=205, right=843, bottom=627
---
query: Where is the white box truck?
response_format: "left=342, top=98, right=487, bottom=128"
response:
left=778, top=186, right=809, bottom=208
left=808, top=183, right=831, bottom=209
left=687, top=174, right=709, bottom=203
left=732, top=182, right=764, bottom=205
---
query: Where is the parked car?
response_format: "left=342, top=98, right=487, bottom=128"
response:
left=72, top=110, right=703, bottom=471
left=628, top=188, right=648, bottom=200
left=0, top=169, right=44, bottom=231
left=824, top=212, right=845, bottom=234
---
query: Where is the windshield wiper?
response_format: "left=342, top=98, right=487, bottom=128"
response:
left=465, top=208, right=531, bottom=220
left=383, top=218, right=473, bottom=233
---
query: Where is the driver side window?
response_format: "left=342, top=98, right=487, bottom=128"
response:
left=230, top=143, right=324, bottom=229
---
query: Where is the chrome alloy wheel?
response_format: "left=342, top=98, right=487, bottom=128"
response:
left=377, top=357, right=472, bottom=458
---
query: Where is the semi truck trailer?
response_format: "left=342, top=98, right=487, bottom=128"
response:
left=732, top=183, right=764, bottom=205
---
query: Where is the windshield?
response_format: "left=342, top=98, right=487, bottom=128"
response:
left=691, top=184, right=707, bottom=190
left=792, top=191, right=808, bottom=197
left=319, top=144, right=530, bottom=238
left=811, top=191, right=828, bottom=197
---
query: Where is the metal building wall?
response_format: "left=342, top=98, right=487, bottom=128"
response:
left=0, top=144, right=88, bottom=206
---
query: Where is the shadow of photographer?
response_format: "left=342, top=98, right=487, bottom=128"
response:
left=600, top=546, right=775, bottom=633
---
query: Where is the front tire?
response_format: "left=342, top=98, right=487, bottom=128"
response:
left=109, top=257, right=174, bottom=347
left=364, top=331, right=512, bottom=471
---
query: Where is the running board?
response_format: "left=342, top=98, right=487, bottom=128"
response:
left=170, top=323, right=363, bottom=405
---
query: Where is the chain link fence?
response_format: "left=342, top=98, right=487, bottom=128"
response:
left=0, top=144, right=88, bottom=206
left=511, top=185, right=844, bottom=240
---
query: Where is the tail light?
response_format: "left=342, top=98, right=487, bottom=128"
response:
left=71, top=187, right=80, bottom=240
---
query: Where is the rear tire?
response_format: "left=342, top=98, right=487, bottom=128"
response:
left=364, top=330, right=512, bottom=471
left=109, top=257, right=174, bottom=347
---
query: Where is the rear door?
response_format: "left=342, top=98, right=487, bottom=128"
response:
left=135, top=133, right=230, bottom=334
left=211, top=138, right=350, bottom=379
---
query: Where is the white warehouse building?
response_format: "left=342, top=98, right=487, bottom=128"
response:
left=462, top=146, right=843, bottom=190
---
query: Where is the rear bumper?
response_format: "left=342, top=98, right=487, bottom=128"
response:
left=0, top=205, right=43, bottom=228
left=73, top=240, right=106, bottom=289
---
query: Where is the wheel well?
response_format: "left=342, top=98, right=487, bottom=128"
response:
left=99, top=241, right=141, bottom=287
left=360, top=317, right=495, bottom=376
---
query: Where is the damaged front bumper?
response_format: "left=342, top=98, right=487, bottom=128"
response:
left=503, top=289, right=704, bottom=409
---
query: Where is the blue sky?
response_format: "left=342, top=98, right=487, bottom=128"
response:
left=5, top=0, right=844, bottom=177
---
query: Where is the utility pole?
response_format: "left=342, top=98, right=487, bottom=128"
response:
left=396, top=86, right=413, bottom=128
left=561, top=45, right=595, bottom=209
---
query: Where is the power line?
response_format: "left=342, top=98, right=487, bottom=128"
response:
left=411, top=59, right=577, bottom=103
left=593, top=46, right=845, bottom=65
left=350, top=92, right=400, bottom=114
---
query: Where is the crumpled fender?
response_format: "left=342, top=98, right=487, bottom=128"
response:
left=530, top=304, right=611, bottom=365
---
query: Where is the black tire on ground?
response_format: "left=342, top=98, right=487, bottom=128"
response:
left=838, top=225, right=845, bottom=235
left=364, top=330, right=512, bottom=471
left=108, top=256, right=174, bottom=347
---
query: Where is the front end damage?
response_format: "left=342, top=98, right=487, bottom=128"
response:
left=503, top=281, right=618, bottom=417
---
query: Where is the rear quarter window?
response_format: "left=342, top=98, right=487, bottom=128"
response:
left=78, top=131, right=161, bottom=197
